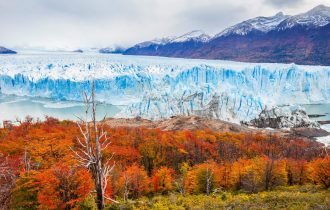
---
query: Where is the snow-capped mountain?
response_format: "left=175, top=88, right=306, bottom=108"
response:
left=124, top=5, right=330, bottom=66
left=171, top=30, right=211, bottom=43
left=216, top=5, right=330, bottom=37
left=0, top=46, right=16, bottom=54
left=134, top=37, right=174, bottom=48
left=73, top=49, right=83, bottom=53
left=0, top=53, right=330, bottom=123
left=132, top=30, right=210, bottom=49
left=99, top=46, right=126, bottom=54
left=215, top=12, right=289, bottom=37
left=278, top=5, right=330, bottom=30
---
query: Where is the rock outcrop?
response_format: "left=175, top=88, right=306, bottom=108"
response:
left=245, top=106, right=319, bottom=129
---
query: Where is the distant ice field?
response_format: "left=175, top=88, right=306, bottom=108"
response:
left=0, top=52, right=328, bottom=81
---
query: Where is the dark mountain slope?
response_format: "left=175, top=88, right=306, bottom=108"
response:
left=192, top=24, right=330, bottom=65
left=0, top=46, right=16, bottom=54
left=124, top=5, right=330, bottom=66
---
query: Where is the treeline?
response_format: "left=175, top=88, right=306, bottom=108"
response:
left=0, top=117, right=329, bottom=209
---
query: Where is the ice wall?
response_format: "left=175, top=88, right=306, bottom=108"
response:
left=0, top=53, right=329, bottom=122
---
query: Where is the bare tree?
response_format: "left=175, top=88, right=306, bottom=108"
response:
left=23, top=148, right=31, bottom=173
left=71, top=81, right=117, bottom=209
left=123, top=172, right=130, bottom=202
left=205, top=167, right=213, bottom=195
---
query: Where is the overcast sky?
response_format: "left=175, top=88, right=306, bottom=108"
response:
left=0, top=0, right=329, bottom=49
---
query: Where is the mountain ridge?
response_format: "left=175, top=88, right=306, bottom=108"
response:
left=124, top=5, right=330, bottom=66
left=0, top=46, right=17, bottom=54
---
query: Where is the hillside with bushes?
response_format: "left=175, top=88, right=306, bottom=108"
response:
left=0, top=117, right=329, bottom=209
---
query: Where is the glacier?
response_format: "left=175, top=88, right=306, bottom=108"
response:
left=0, top=53, right=330, bottom=123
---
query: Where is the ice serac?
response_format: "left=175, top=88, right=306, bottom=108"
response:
left=0, top=54, right=330, bottom=122
left=119, top=64, right=330, bottom=122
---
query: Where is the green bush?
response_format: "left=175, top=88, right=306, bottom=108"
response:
left=79, top=195, right=98, bottom=210
left=107, top=186, right=330, bottom=210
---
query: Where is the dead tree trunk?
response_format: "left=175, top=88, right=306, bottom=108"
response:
left=71, top=81, right=117, bottom=209
left=123, top=172, right=130, bottom=202
left=205, top=167, right=213, bottom=195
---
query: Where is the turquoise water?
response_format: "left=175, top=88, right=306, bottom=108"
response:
left=0, top=95, right=122, bottom=126
left=303, top=104, right=330, bottom=121
left=1, top=94, right=329, bottom=128
left=301, top=104, right=330, bottom=145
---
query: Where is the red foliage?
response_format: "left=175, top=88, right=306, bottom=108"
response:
left=152, top=166, right=174, bottom=193
left=37, top=164, right=93, bottom=209
left=0, top=118, right=329, bottom=205
left=309, top=156, right=330, bottom=188
left=117, top=164, right=150, bottom=199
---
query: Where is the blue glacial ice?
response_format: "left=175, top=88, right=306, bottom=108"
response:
left=0, top=53, right=329, bottom=122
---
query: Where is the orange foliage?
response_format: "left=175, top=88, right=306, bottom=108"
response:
left=37, top=164, right=93, bottom=209
left=285, top=159, right=309, bottom=185
left=0, top=118, right=329, bottom=205
left=184, top=161, right=221, bottom=194
left=309, top=156, right=330, bottom=188
left=152, top=166, right=174, bottom=193
left=117, top=164, right=150, bottom=199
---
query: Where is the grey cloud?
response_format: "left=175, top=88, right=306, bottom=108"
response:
left=179, top=3, right=249, bottom=35
left=0, top=0, right=328, bottom=49
left=264, top=0, right=305, bottom=8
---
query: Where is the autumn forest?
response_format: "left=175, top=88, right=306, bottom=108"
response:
left=0, top=115, right=329, bottom=209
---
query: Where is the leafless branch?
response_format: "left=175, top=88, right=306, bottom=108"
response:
left=70, top=81, right=117, bottom=209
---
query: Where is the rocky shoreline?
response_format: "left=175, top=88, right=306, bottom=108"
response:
left=102, top=115, right=329, bottom=146
left=319, top=120, right=330, bottom=125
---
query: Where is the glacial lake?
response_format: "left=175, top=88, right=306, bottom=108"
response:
left=301, top=104, right=330, bottom=146
left=0, top=95, right=122, bottom=126
left=1, top=94, right=330, bottom=127
left=302, top=103, right=330, bottom=121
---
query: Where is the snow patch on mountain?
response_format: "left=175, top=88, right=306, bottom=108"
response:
left=172, top=30, right=211, bottom=43
left=133, top=30, right=210, bottom=49
left=215, top=5, right=330, bottom=37
left=278, top=5, right=330, bottom=30
left=216, top=12, right=289, bottom=37
left=99, top=46, right=126, bottom=54
left=135, top=37, right=175, bottom=48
